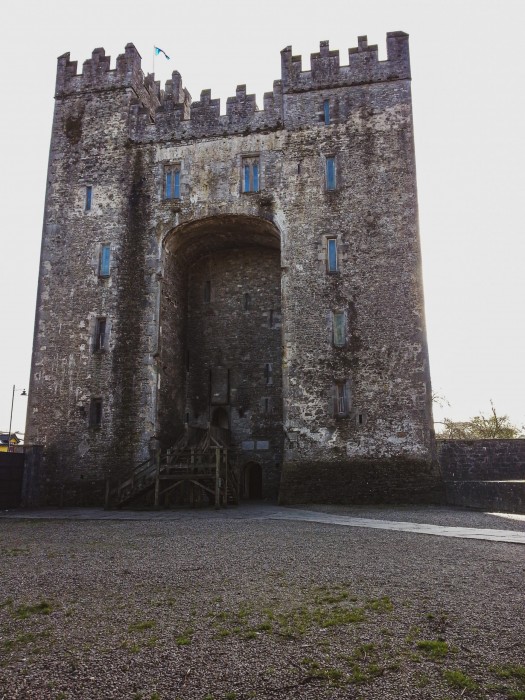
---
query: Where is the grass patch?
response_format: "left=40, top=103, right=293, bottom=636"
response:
left=417, top=640, right=450, bottom=659
left=490, top=665, right=525, bottom=681
left=443, top=669, right=478, bottom=691
left=365, top=596, right=394, bottom=613
left=175, top=631, right=192, bottom=646
left=129, top=620, right=156, bottom=633
left=15, top=600, right=53, bottom=619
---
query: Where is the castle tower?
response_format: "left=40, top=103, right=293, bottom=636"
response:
left=26, top=34, right=442, bottom=506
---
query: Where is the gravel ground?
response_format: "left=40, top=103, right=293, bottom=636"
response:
left=1, top=506, right=524, bottom=700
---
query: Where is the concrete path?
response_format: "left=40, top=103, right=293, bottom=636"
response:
left=2, top=504, right=525, bottom=544
left=268, top=509, right=525, bottom=544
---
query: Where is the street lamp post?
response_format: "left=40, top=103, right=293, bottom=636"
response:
left=7, top=385, right=27, bottom=453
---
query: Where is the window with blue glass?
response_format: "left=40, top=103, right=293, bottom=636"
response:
left=327, top=238, right=338, bottom=273
left=164, top=165, right=181, bottom=199
left=326, top=156, right=336, bottom=190
left=99, top=245, right=111, bottom=277
left=323, top=99, right=330, bottom=125
left=242, top=156, right=260, bottom=192
left=85, top=186, right=92, bottom=211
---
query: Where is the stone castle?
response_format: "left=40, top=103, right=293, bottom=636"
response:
left=26, top=33, right=441, bottom=506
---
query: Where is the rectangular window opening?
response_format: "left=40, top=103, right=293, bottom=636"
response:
left=164, top=165, right=181, bottom=199
left=327, top=238, right=338, bottom=273
left=323, top=99, right=330, bottom=125
left=204, top=281, right=211, bottom=303
left=99, top=245, right=111, bottom=277
left=332, top=311, right=346, bottom=347
left=335, top=383, right=348, bottom=416
left=242, top=156, right=260, bottom=193
left=85, top=186, right=92, bottom=211
left=94, top=317, right=107, bottom=352
left=326, top=157, right=336, bottom=190
left=89, top=398, right=102, bottom=428
left=264, top=363, right=273, bottom=386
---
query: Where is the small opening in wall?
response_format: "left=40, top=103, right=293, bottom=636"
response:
left=185, top=412, right=190, bottom=424
left=358, top=413, right=363, bottom=425
left=204, top=281, right=211, bottom=303
left=89, top=398, right=102, bottom=428
left=85, top=186, right=92, bottom=211
left=243, top=292, right=251, bottom=311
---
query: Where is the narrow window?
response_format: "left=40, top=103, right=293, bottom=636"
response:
left=263, top=397, right=271, bottom=414
left=269, top=309, right=274, bottom=328
left=94, top=317, right=106, bottom=352
left=327, top=238, right=338, bottom=272
left=332, top=311, right=346, bottom=347
left=89, top=398, right=102, bottom=427
left=264, top=363, right=273, bottom=386
left=164, top=165, right=181, bottom=199
left=99, top=245, right=111, bottom=277
left=243, top=293, right=251, bottom=311
left=204, top=281, right=211, bottom=303
left=242, top=156, right=260, bottom=193
left=186, top=350, right=190, bottom=372
left=334, top=383, right=348, bottom=417
left=326, top=157, right=336, bottom=190
left=323, top=99, right=330, bottom=125
left=85, top=186, right=92, bottom=211
left=357, top=413, right=364, bottom=425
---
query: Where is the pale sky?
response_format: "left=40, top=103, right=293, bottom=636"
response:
left=1, top=0, right=524, bottom=437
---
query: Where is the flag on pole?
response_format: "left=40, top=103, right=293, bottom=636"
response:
left=154, top=46, right=170, bottom=60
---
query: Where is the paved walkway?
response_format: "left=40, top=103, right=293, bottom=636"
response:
left=2, top=504, right=525, bottom=544
left=269, top=509, right=525, bottom=544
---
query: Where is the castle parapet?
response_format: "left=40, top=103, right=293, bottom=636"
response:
left=281, top=32, right=410, bottom=92
left=57, top=34, right=410, bottom=141
left=55, top=44, right=161, bottom=114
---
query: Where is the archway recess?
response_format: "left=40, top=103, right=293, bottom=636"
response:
left=158, top=214, right=283, bottom=500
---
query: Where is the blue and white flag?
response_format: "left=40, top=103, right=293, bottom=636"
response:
left=154, top=46, right=170, bottom=60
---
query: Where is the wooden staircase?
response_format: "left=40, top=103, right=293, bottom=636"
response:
left=105, top=427, right=239, bottom=509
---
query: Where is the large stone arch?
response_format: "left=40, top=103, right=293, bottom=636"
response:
left=157, top=214, right=284, bottom=499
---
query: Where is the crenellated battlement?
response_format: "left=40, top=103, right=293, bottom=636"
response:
left=56, top=33, right=410, bottom=140
left=281, top=32, right=409, bottom=93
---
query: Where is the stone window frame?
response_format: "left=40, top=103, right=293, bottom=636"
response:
left=98, top=244, right=111, bottom=278
left=163, top=162, right=181, bottom=201
left=325, top=155, right=337, bottom=191
left=332, top=380, right=350, bottom=418
left=332, top=309, right=347, bottom=347
left=93, top=316, right=108, bottom=353
left=319, top=233, right=345, bottom=274
left=241, top=153, right=261, bottom=193
left=85, top=185, right=93, bottom=211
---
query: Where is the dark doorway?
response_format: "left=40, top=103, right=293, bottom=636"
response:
left=0, top=452, right=24, bottom=508
left=211, top=407, right=229, bottom=429
left=244, top=462, right=262, bottom=499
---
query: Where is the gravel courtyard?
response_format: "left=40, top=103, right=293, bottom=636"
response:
left=1, top=505, right=524, bottom=700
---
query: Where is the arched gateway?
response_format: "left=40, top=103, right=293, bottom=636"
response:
left=158, top=215, right=283, bottom=499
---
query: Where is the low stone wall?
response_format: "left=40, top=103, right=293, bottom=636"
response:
left=437, top=439, right=525, bottom=481
left=438, top=440, right=525, bottom=513
left=279, top=458, right=445, bottom=505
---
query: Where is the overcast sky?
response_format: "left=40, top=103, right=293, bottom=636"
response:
left=1, top=0, right=524, bottom=436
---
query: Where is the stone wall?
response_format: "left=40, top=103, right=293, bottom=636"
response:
left=438, top=440, right=525, bottom=481
left=438, top=440, right=525, bottom=514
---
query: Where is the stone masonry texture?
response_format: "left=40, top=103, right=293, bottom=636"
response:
left=26, top=34, right=441, bottom=506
